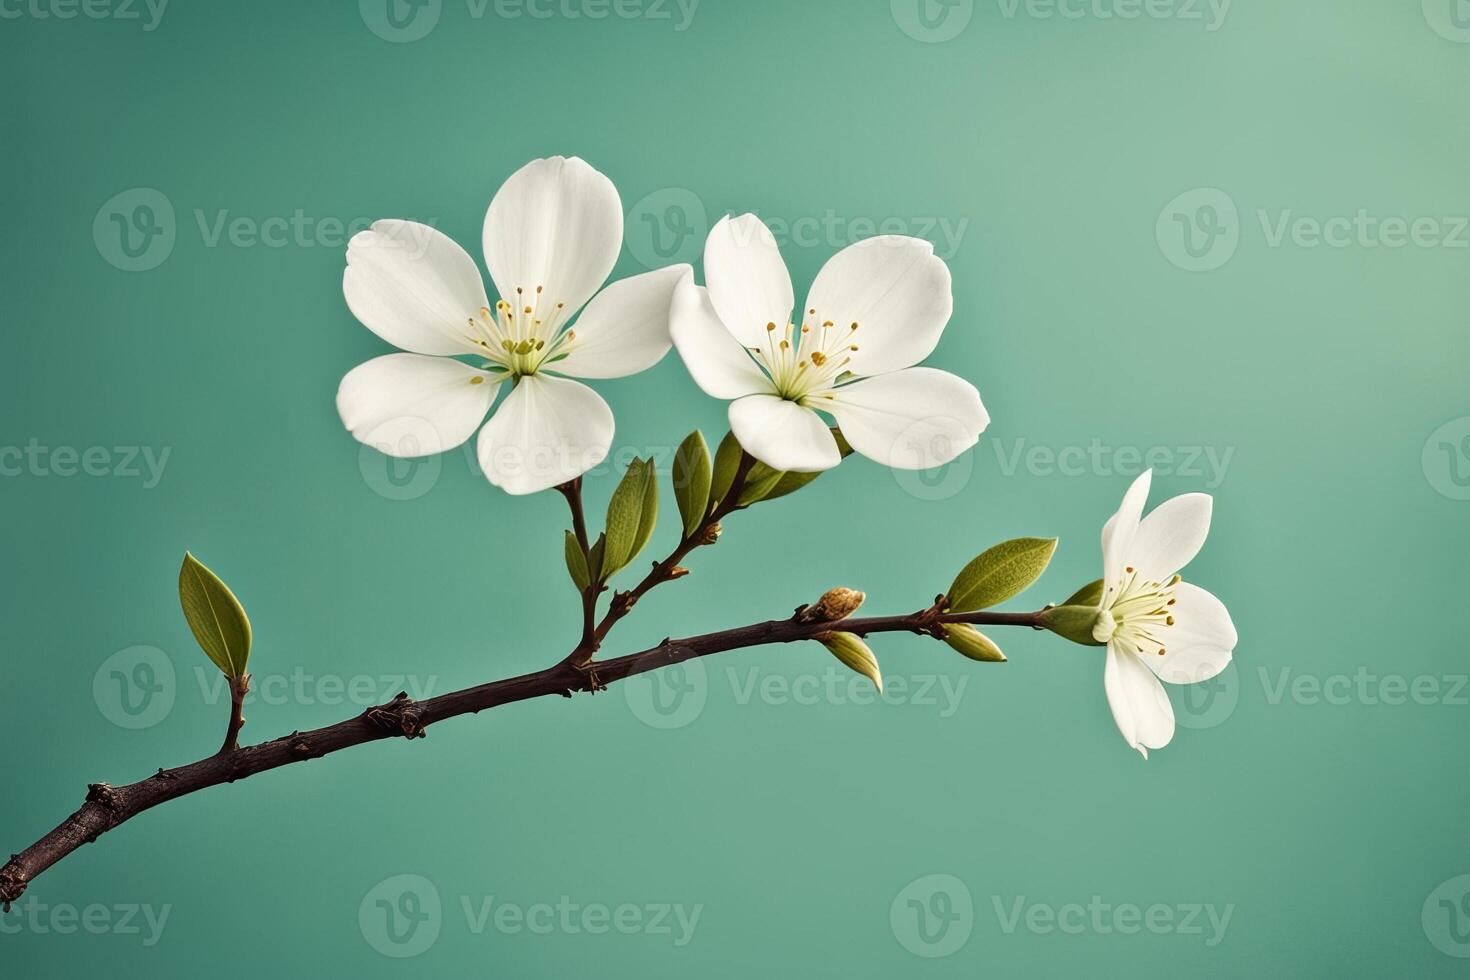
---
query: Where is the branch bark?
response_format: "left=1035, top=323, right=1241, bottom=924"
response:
left=0, top=604, right=1040, bottom=911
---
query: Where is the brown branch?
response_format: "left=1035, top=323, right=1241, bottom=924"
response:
left=0, top=603, right=1041, bottom=912
left=219, top=674, right=250, bottom=755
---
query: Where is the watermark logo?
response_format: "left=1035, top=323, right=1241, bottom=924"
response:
left=1157, top=187, right=1239, bottom=272
left=358, top=417, right=445, bottom=501
left=1423, top=875, right=1470, bottom=957
left=0, top=0, right=168, bottom=30
left=359, top=0, right=442, bottom=42
left=1423, top=417, right=1470, bottom=501
left=624, top=660, right=708, bottom=730
left=892, top=0, right=974, bottom=42
left=626, top=187, right=708, bottom=269
left=0, top=898, right=171, bottom=945
left=890, top=873, right=974, bottom=957
left=1423, top=0, right=1470, bottom=43
left=1173, top=663, right=1238, bottom=730
left=993, top=895, right=1233, bottom=945
left=94, top=188, right=175, bottom=272
left=93, top=646, right=176, bottom=730
left=360, top=874, right=443, bottom=958
left=890, top=418, right=976, bottom=502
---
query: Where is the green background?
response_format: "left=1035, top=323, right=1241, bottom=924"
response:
left=3, top=0, right=1468, bottom=975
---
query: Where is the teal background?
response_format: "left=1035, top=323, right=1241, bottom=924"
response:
left=3, top=0, right=1468, bottom=975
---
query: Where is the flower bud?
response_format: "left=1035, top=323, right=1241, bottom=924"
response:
left=942, top=624, right=1006, bottom=662
left=817, top=631, right=882, bottom=694
left=803, top=587, right=866, bottom=622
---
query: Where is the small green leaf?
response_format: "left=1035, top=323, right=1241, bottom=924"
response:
left=631, top=458, right=659, bottom=563
left=1063, top=579, right=1105, bottom=607
left=564, top=531, right=590, bottom=592
left=818, top=632, right=883, bottom=694
left=709, top=431, right=743, bottom=507
left=947, top=537, right=1058, bottom=612
left=1038, top=605, right=1106, bottom=646
left=673, top=431, right=712, bottom=538
left=737, top=463, right=784, bottom=506
left=587, top=533, right=607, bottom=583
left=943, top=624, right=1007, bottom=662
left=603, top=458, right=652, bottom=577
left=178, top=553, right=252, bottom=678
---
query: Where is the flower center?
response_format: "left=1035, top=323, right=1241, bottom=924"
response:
left=1092, top=567, right=1180, bottom=656
left=751, top=309, right=861, bottom=402
left=465, top=285, right=574, bottom=377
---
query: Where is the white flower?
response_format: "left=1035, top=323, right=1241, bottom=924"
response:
left=336, top=156, right=692, bottom=495
left=669, top=214, right=988, bottom=473
left=1092, top=470, right=1238, bottom=758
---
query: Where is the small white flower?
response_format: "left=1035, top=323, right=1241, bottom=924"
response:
left=669, top=214, right=988, bottom=473
left=336, top=156, right=692, bottom=495
left=1092, top=470, right=1238, bottom=758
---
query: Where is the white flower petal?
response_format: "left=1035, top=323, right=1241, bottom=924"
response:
left=1146, top=582, right=1237, bottom=685
left=343, top=220, right=488, bottom=356
left=552, top=264, right=691, bottom=379
left=337, top=353, right=499, bottom=457
left=821, top=368, right=988, bottom=469
left=1128, top=492, right=1213, bottom=583
left=475, top=373, right=614, bottom=495
left=1101, top=470, right=1153, bottom=589
left=670, top=282, right=775, bottom=399
left=803, top=235, right=953, bottom=376
left=482, top=156, right=623, bottom=318
left=704, top=214, right=794, bottom=347
left=1104, top=644, right=1175, bottom=758
left=728, top=394, right=840, bottom=473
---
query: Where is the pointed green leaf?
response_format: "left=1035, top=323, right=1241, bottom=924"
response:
left=178, top=552, right=252, bottom=678
left=1063, top=578, right=1105, bottom=607
left=673, top=431, right=712, bottom=538
left=631, top=458, right=659, bottom=562
left=564, top=531, right=590, bottom=592
left=947, top=537, right=1058, bottom=612
left=603, top=459, right=650, bottom=577
left=709, top=431, right=743, bottom=507
left=943, top=624, right=1007, bottom=662
left=587, top=533, right=607, bottom=584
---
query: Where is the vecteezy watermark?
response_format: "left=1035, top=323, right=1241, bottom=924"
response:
left=0, top=897, right=172, bottom=946
left=1258, top=667, right=1468, bottom=708
left=358, top=874, right=703, bottom=957
left=93, top=188, right=437, bottom=272
left=1423, top=875, right=1470, bottom=958
left=1423, top=0, right=1470, bottom=43
left=1423, top=417, right=1470, bottom=501
left=991, top=895, right=1234, bottom=946
left=0, top=0, right=167, bottom=30
left=0, top=440, right=171, bottom=488
left=623, top=662, right=970, bottom=730
left=358, top=0, right=699, bottom=43
left=891, top=0, right=1229, bottom=43
left=1158, top=187, right=1470, bottom=272
left=890, top=874, right=974, bottom=958
left=990, top=438, right=1234, bottom=489
left=92, top=645, right=440, bottom=729
left=624, top=187, right=970, bottom=271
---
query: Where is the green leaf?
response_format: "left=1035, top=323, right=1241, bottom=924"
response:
left=564, top=531, right=590, bottom=592
left=587, top=533, right=607, bottom=583
left=1063, top=578, right=1105, bottom=607
left=943, top=624, right=1007, bottom=662
left=178, top=552, right=252, bottom=678
left=709, top=431, right=743, bottom=507
left=818, top=632, right=883, bottom=694
left=737, top=429, right=855, bottom=506
left=673, top=431, right=712, bottom=538
left=602, top=459, right=651, bottom=577
left=947, top=537, right=1058, bottom=612
left=631, top=458, right=659, bottom=564
left=1038, top=604, right=1106, bottom=647
left=737, top=463, right=784, bottom=506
